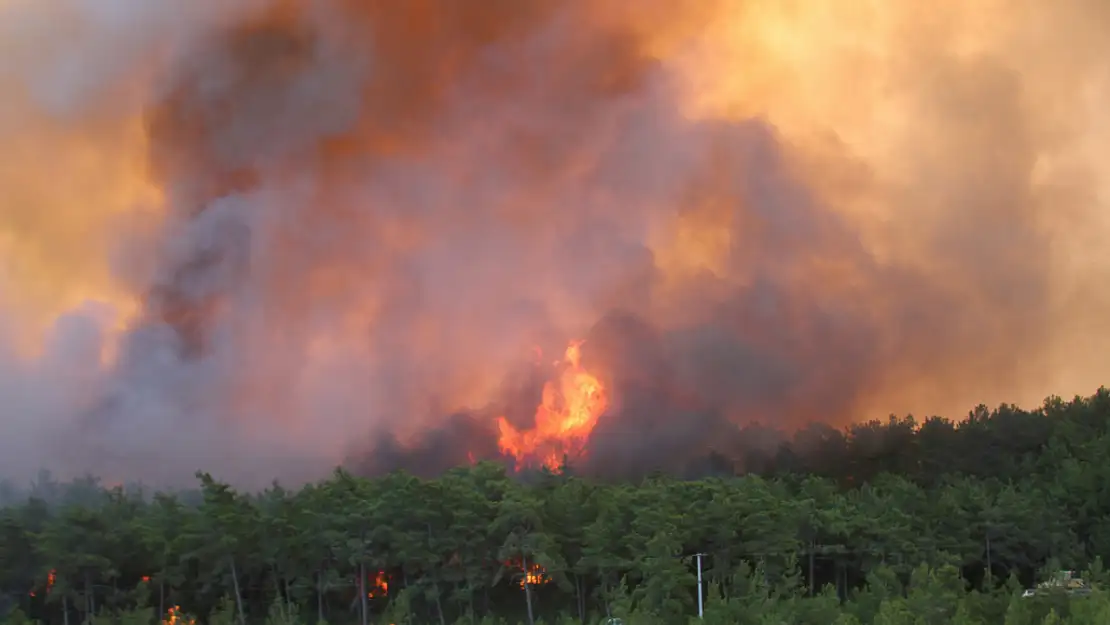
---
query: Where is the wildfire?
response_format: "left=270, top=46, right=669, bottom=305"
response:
left=367, top=570, right=388, bottom=597
left=497, top=340, right=607, bottom=470
left=31, top=569, right=56, bottom=597
left=521, top=563, right=547, bottom=588
left=506, top=560, right=549, bottom=589
left=164, top=605, right=194, bottom=625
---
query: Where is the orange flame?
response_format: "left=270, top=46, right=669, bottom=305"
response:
left=31, top=569, right=57, bottom=597
left=29, top=568, right=55, bottom=599
left=367, top=570, right=388, bottom=597
left=164, top=605, right=195, bottom=625
left=521, top=564, right=547, bottom=588
left=497, top=340, right=607, bottom=470
left=506, top=560, right=548, bottom=589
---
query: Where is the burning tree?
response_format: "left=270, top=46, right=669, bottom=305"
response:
left=497, top=340, right=609, bottom=472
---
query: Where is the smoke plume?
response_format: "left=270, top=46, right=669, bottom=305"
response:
left=2, top=0, right=1109, bottom=486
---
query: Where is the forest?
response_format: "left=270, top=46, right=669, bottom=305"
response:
left=3, top=390, right=1110, bottom=625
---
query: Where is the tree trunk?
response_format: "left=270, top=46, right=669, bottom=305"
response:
left=63, top=593, right=70, bottom=625
left=230, top=558, right=247, bottom=625
left=602, top=577, right=612, bottom=619
left=986, top=531, right=993, bottom=582
left=84, top=572, right=93, bottom=625
left=428, top=580, right=446, bottom=625
left=809, top=538, right=816, bottom=596
left=522, top=554, right=535, bottom=625
left=285, top=577, right=295, bottom=621
left=575, top=574, right=585, bottom=624
left=159, top=576, right=166, bottom=620
left=358, top=562, right=368, bottom=625
left=435, top=589, right=447, bottom=625
left=273, top=568, right=288, bottom=621
left=317, top=569, right=325, bottom=625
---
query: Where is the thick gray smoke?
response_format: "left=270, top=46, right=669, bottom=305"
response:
left=1, top=0, right=1109, bottom=487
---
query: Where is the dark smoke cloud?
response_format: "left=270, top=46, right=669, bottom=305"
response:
left=1, top=0, right=1109, bottom=486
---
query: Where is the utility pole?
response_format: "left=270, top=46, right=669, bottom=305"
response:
left=695, top=553, right=707, bottom=619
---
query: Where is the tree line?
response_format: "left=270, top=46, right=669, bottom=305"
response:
left=2, top=389, right=1110, bottom=624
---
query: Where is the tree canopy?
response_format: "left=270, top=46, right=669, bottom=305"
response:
left=3, top=389, right=1110, bottom=625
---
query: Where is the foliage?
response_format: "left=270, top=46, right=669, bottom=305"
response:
left=2, top=389, right=1110, bottom=624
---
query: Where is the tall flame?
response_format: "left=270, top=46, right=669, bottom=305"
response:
left=497, top=340, right=607, bottom=470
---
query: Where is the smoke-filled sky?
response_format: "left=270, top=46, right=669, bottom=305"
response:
left=1, top=0, right=1109, bottom=487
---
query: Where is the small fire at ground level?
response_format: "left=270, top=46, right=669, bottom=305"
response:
left=362, top=560, right=548, bottom=599
left=517, top=562, right=549, bottom=588
left=163, top=605, right=194, bottom=625
left=367, top=570, right=389, bottom=598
